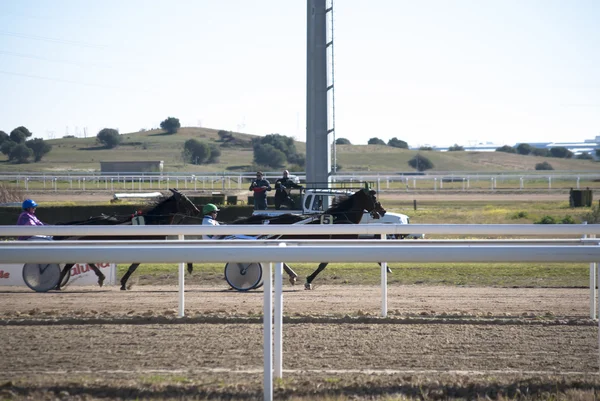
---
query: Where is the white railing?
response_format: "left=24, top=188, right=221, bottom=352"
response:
left=3, top=223, right=600, bottom=401
left=3, top=172, right=600, bottom=192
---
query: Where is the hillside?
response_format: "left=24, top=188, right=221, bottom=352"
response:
left=0, top=127, right=598, bottom=173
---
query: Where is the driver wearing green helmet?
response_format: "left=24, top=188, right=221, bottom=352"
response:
left=202, top=203, right=220, bottom=239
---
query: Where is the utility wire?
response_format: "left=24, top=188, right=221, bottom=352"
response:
left=0, top=70, right=159, bottom=95
left=0, top=30, right=105, bottom=49
left=0, top=50, right=114, bottom=69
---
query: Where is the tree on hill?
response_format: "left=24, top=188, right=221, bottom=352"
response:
left=96, top=128, right=121, bottom=148
left=0, top=130, right=8, bottom=145
left=576, top=152, right=593, bottom=160
left=516, top=143, right=533, bottom=155
left=160, top=117, right=181, bottom=134
left=253, top=143, right=286, bottom=167
left=26, top=138, right=52, bottom=162
left=535, top=161, right=553, bottom=170
left=217, top=130, right=234, bottom=142
left=419, top=146, right=433, bottom=151
left=387, top=137, right=408, bottom=149
left=10, top=126, right=32, bottom=144
left=183, top=139, right=211, bottom=164
left=252, top=134, right=304, bottom=168
left=335, top=138, right=351, bottom=145
left=495, top=145, right=516, bottom=153
left=531, top=148, right=550, bottom=157
left=549, top=146, right=573, bottom=158
left=408, top=154, right=434, bottom=171
left=368, top=137, right=386, bottom=145
left=1, top=140, right=17, bottom=158
left=9, top=143, right=33, bottom=163
left=448, top=144, right=464, bottom=151
left=208, top=144, right=221, bottom=163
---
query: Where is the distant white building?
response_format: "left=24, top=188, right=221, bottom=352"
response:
left=412, top=136, right=600, bottom=156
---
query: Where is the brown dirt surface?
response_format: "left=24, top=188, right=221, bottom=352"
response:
left=0, top=284, right=598, bottom=400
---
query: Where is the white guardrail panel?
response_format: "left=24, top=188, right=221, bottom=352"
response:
left=3, top=224, right=600, bottom=237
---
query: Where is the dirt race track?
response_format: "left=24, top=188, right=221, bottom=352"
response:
left=1, top=284, right=599, bottom=400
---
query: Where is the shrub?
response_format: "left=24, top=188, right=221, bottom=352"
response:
left=408, top=154, right=434, bottom=171
left=549, top=146, right=573, bottom=158
left=561, top=215, right=575, bottom=224
left=516, top=143, right=533, bottom=155
left=96, top=128, right=121, bottom=148
left=496, top=145, right=516, bottom=153
left=535, top=161, right=553, bottom=170
left=387, top=137, right=408, bottom=148
left=183, top=139, right=211, bottom=164
left=448, top=144, right=464, bottom=151
left=531, top=148, right=550, bottom=157
left=510, top=211, right=529, bottom=220
left=160, top=117, right=181, bottom=134
left=582, top=205, right=600, bottom=224
left=367, top=137, right=386, bottom=145
left=535, top=215, right=556, bottom=224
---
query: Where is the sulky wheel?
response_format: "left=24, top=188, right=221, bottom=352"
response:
left=224, top=262, right=263, bottom=291
left=22, top=263, right=66, bottom=292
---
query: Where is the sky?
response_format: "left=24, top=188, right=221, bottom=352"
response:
left=0, top=0, right=598, bottom=148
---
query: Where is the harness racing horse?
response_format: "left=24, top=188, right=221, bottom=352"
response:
left=53, top=188, right=201, bottom=290
left=230, top=187, right=386, bottom=290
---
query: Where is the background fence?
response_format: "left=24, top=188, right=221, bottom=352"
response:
left=2, top=172, right=600, bottom=193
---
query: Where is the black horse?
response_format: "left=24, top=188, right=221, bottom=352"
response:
left=230, top=187, right=386, bottom=289
left=53, top=188, right=201, bottom=290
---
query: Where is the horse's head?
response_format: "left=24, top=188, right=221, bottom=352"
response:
left=363, top=189, right=386, bottom=219
left=168, top=188, right=201, bottom=217
left=326, top=187, right=386, bottom=224
left=370, top=201, right=387, bottom=219
left=142, top=189, right=201, bottom=224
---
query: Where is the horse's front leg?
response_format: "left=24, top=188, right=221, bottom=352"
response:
left=283, top=263, right=298, bottom=285
left=88, top=263, right=106, bottom=287
left=377, top=262, right=392, bottom=274
left=304, top=262, right=328, bottom=290
left=120, top=263, right=140, bottom=290
left=56, top=263, right=74, bottom=290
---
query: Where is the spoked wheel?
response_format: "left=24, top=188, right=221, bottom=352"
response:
left=224, top=262, right=263, bottom=291
left=22, top=263, right=67, bottom=292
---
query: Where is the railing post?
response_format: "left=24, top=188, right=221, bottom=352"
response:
left=263, top=262, right=273, bottom=401
left=274, top=243, right=286, bottom=378
left=178, top=234, right=185, bottom=317
left=381, top=234, right=388, bottom=317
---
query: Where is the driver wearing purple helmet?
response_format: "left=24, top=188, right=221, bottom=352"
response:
left=16, top=199, right=47, bottom=240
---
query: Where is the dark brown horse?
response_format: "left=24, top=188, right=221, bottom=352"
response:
left=229, top=187, right=386, bottom=289
left=53, top=188, right=201, bottom=290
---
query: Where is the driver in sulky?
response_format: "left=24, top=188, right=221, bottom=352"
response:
left=16, top=199, right=51, bottom=241
left=274, top=170, right=303, bottom=210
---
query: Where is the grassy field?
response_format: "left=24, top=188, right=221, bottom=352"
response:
left=119, top=198, right=598, bottom=289
left=1, top=126, right=600, bottom=173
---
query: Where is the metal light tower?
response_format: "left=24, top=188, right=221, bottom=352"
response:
left=306, top=0, right=335, bottom=186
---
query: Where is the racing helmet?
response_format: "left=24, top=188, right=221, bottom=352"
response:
left=203, top=203, right=220, bottom=215
left=22, top=199, right=38, bottom=210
